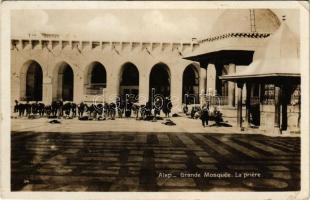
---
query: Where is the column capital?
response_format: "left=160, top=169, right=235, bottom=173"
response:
left=237, top=81, right=244, bottom=88
left=274, top=82, right=282, bottom=87
left=200, top=62, right=209, bottom=69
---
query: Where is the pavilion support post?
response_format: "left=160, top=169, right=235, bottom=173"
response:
left=237, top=82, right=244, bottom=130
left=228, top=63, right=236, bottom=107
left=215, top=64, right=222, bottom=96
left=273, top=84, right=282, bottom=134
left=244, top=82, right=252, bottom=128
left=281, top=84, right=289, bottom=131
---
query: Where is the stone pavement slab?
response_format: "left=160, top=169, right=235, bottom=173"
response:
left=11, top=117, right=300, bottom=137
left=11, top=130, right=300, bottom=191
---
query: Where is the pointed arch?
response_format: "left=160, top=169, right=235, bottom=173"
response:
left=182, top=64, right=199, bottom=104
left=149, top=62, right=171, bottom=100
left=119, top=62, right=139, bottom=101
left=53, top=62, right=74, bottom=101
left=84, top=61, right=107, bottom=95
left=20, top=60, right=43, bottom=101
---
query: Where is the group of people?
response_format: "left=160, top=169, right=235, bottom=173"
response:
left=183, top=103, right=223, bottom=127
left=13, top=97, right=173, bottom=121
left=13, top=97, right=225, bottom=127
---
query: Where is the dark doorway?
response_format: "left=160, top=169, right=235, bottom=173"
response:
left=182, top=65, right=199, bottom=104
left=119, top=63, right=139, bottom=101
left=149, top=63, right=170, bottom=100
left=85, top=62, right=106, bottom=95
left=25, top=62, right=43, bottom=101
left=57, top=63, right=74, bottom=101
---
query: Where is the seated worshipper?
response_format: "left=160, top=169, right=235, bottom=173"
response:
left=45, top=104, right=52, bottom=117
left=78, top=102, right=86, bottom=118
left=63, top=102, right=72, bottom=118
left=183, top=104, right=189, bottom=115
left=71, top=103, right=77, bottom=118
left=191, top=106, right=201, bottom=119
left=132, top=103, right=140, bottom=119
left=103, top=102, right=109, bottom=120
left=153, top=99, right=161, bottom=120
left=25, top=101, right=32, bottom=117
left=117, top=99, right=125, bottom=118
left=109, top=102, right=116, bottom=120
left=14, top=100, right=19, bottom=113
left=18, top=102, right=26, bottom=117
left=125, top=100, right=133, bottom=118
left=96, top=103, right=104, bottom=120
left=37, top=102, right=45, bottom=117
left=163, top=97, right=172, bottom=117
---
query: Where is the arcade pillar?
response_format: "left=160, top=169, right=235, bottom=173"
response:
left=171, top=69, right=183, bottom=112
left=139, top=70, right=149, bottom=105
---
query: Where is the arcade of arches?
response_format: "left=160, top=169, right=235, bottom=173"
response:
left=19, top=60, right=241, bottom=109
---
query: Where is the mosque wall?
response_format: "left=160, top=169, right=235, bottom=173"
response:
left=11, top=38, right=215, bottom=112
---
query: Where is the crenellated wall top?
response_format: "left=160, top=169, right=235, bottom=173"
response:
left=11, top=37, right=200, bottom=54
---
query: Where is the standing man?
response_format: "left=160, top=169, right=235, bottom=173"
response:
left=200, top=103, right=209, bottom=127
left=163, top=97, right=172, bottom=118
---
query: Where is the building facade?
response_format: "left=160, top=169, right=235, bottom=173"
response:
left=10, top=9, right=301, bottom=133
left=11, top=37, right=208, bottom=111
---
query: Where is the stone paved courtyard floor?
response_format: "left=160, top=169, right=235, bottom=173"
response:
left=11, top=117, right=300, bottom=191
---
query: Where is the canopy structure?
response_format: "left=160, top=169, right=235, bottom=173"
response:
left=220, top=19, right=300, bottom=134
left=220, top=21, right=300, bottom=81
left=183, top=9, right=280, bottom=65
left=182, top=9, right=282, bottom=107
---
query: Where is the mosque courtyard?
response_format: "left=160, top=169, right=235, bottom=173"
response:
left=11, top=117, right=300, bottom=191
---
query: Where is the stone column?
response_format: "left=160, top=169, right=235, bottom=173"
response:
left=105, top=66, right=119, bottom=103
left=199, top=68, right=207, bottom=95
left=199, top=67, right=207, bottom=104
left=11, top=74, right=20, bottom=103
left=206, top=63, right=216, bottom=95
left=73, top=66, right=84, bottom=103
left=273, top=84, right=281, bottom=134
left=42, top=76, right=52, bottom=104
left=228, top=63, right=236, bottom=107
left=171, top=69, right=183, bottom=113
left=237, top=82, right=244, bottom=129
left=57, top=73, right=63, bottom=100
left=139, top=70, right=149, bottom=105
